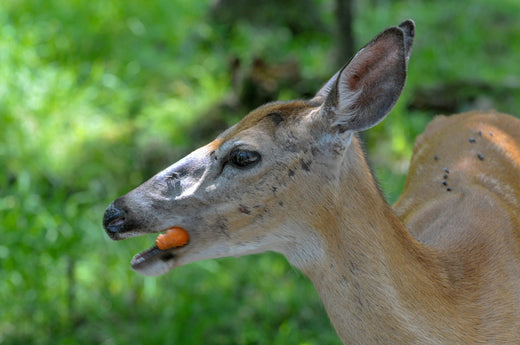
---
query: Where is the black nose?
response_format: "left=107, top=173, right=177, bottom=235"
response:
left=103, top=204, right=126, bottom=235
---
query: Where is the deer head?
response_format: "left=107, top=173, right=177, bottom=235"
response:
left=103, top=20, right=415, bottom=277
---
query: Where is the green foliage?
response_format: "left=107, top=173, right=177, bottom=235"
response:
left=1, top=0, right=519, bottom=344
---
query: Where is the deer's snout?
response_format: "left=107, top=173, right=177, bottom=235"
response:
left=103, top=202, right=127, bottom=238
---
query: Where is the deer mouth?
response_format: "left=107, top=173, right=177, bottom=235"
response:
left=130, top=228, right=190, bottom=276
left=131, top=245, right=175, bottom=275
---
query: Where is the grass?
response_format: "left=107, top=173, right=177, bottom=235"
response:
left=1, top=0, right=519, bottom=344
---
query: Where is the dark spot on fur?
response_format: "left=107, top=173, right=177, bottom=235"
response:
left=348, top=261, right=358, bottom=275
left=478, top=130, right=482, bottom=136
left=442, top=181, right=447, bottom=186
left=279, top=201, right=284, bottom=207
left=288, top=169, right=295, bottom=177
left=300, top=159, right=311, bottom=171
left=469, top=137, right=476, bottom=143
left=215, top=217, right=230, bottom=238
left=444, top=168, right=450, bottom=174
left=238, top=205, right=251, bottom=214
left=443, top=174, right=448, bottom=179
left=446, top=188, right=452, bottom=192
left=434, top=155, right=438, bottom=161
left=477, top=152, right=485, bottom=161
left=267, top=112, right=283, bottom=126
left=332, top=143, right=344, bottom=155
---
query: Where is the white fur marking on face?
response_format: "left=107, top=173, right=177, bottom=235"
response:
left=134, top=257, right=174, bottom=276
left=205, top=184, right=217, bottom=193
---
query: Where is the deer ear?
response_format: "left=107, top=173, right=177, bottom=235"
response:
left=316, top=20, right=415, bottom=132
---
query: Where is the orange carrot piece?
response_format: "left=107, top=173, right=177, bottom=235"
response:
left=155, top=227, right=190, bottom=250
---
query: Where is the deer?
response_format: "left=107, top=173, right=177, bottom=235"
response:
left=103, top=20, right=520, bottom=344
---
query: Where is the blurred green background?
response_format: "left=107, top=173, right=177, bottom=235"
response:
left=1, top=0, right=519, bottom=344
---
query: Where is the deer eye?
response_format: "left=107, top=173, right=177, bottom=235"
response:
left=229, top=149, right=261, bottom=169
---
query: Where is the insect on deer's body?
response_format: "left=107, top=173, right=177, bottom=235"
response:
left=103, top=20, right=520, bottom=344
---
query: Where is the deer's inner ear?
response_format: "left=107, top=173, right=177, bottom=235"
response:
left=315, top=26, right=412, bottom=134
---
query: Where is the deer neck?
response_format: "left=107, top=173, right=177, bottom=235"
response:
left=283, top=136, right=451, bottom=344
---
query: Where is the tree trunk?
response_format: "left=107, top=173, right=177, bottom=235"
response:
left=335, top=0, right=355, bottom=66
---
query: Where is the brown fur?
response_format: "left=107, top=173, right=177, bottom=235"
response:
left=104, top=21, right=520, bottom=344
